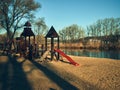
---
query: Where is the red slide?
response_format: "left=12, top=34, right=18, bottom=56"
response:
left=54, top=49, right=79, bottom=66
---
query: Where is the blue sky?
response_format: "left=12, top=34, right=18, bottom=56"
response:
left=35, top=0, right=120, bottom=31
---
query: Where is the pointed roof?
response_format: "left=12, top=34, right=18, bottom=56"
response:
left=45, top=26, right=59, bottom=38
left=21, top=28, right=35, bottom=37
left=24, top=21, right=31, bottom=26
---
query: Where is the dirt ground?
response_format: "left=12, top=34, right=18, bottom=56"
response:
left=0, top=55, right=120, bottom=90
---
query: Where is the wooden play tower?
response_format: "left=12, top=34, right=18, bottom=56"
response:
left=45, top=26, right=60, bottom=60
left=19, top=21, right=36, bottom=59
left=21, top=21, right=35, bottom=47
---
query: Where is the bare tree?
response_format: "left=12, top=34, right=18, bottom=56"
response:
left=0, top=0, right=41, bottom=43
left=59, top=24, right=85, bottom=43
left=34, top=17, right=47, bottom=44
left=59, top=28, right=67, bottom=43
left=87, top=17, right=120, bottom=37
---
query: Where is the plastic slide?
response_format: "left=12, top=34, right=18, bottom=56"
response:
left=54, top=49, right=79, bottom=66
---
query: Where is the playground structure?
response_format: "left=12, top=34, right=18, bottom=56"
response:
left=14, top=22, right=79, bottom=66
left=43, top=26, right=79, bottom=66
left=45, top=26, right=60, bottom=60
left=16, top=21, right=36, bottom=59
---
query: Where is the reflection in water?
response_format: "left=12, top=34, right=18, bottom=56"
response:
left=63, top=49, right=120, bottom=60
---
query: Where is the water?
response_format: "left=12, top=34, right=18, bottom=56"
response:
left=63, top=49, right=120, bottom=60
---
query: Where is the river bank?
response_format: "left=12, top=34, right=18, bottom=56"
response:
left=59, top=42, right=120, bottom=50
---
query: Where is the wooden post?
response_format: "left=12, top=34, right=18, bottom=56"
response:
left=34, top=36, right=36, bottom=57
left=51, top=37, right=54, bottom=60
left=57, top=37, right=60, bottom=60
left=25, top=36, right=26, bottom=49
left=29, top=36, right=30, bottom=46
left=33, top=36, right=35, bottom=45
left=45, top=37, right=47, bottom=51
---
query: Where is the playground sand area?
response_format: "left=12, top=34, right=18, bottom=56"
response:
left=41, top=56, right=120, bottom=90
left=0, top=55, right=120, bottom=90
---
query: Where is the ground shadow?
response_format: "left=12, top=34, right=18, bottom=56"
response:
left=30, top=60, right=79, bottom=90
left=59, top=59, right=71, bottom=64
left=0, top=55, right=9, bottom=90
left=0, top=55, right=32, bottom=90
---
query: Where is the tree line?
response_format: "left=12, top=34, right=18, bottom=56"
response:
left=58, top=17, right=120, bottom=49
left=59, top=24, right=85, bottom=43
left=87, top=17, right=120, bottom=37
left=59, top=17, right=120, bottom=41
